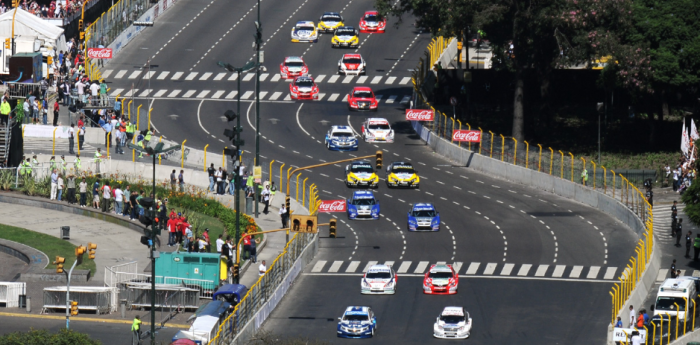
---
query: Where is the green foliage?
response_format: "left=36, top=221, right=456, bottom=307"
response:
left=13, top=99, right=24, bottom=124
left=682, top=181, right=700, bottom=227
left=0, top=328, right=100, bottom=345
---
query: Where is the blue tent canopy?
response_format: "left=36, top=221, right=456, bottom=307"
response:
left=212, top=284, right=247, bottom=305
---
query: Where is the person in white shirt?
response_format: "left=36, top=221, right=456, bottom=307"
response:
left=101, top=181, right=112, bottom=213
left=113, top=186, right=124, bottom=215
left=259, top=260, right=266, bottom=276
left=89, top=81, right=99, bottom=106
left=628, top=305, right=635, bottom=328
left=198, top=237, right=207, bottom=252
left=216, top=234, right=225, bottom=253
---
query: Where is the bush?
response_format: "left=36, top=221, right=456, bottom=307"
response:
left=682, top=182, right=700, bottom=226
left=0, top=328, right=100, bottom=345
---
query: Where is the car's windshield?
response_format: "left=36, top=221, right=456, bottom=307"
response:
left=428, top=272, right=453, bottom=279
left=440, top=315, right=465, bottom=324
left=365, top=14, right=379, bottom=21
left=368, top=123, right=390, bottom=130
left=295, top=80, right=314, bottom=87
left=333, top=132, right=353, bottom=138
left=336, top=29, right=355, bottom=36
left=353, top=91, right=373, bottom=98
left=343, top=58, right=363, bottom=64
left=350, top=165, right=373, bottom=173
left=412, top=210, right=436, bottom=217
left=322, top=15, right=341, bottom=21
left=286, top=62, right=304, bottom=68
left=656, top=296, right=687, bottom=311
left=344, top=314, right=369, bottom=321
left=296, top=26, right=315, bottom=31
left=391, top=166, right=415, bottom=174
left=366, top=272, right=391, bottom=279
left=351, top=198, right=376, bottom=206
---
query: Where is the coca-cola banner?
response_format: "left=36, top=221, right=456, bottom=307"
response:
left=405, top=109, right=434, bottom=121
left=318, top=199, right=347, bottom=213
left=87, top=48, right=113, bottom=59
left=452, top=130, right=482, bottom=142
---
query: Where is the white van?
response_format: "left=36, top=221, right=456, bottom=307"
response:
left=654, top=278, right=698, bottom=321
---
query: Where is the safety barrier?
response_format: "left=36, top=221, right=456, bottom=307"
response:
left=412, top=40, right=653, bottom=340
left=209, top=231, right=316, bottom=345
left=42, top=286, right=115, bottom=314
left=104, top=261, right=139, bottom=288
left=427, top=36, right=455, bottom=69
left=122, top=282, right=199, bottom=309
left=0, top=282, right=25, bottom=308
left=4, top=82, right=41, bottom=99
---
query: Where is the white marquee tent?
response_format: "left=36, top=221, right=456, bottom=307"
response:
left=0, top=8, right=67, bottom=52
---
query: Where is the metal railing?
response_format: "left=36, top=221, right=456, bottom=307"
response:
left=4, top=82, right=41, bottom=99
left=209, top=232, right=316, bottom=345
left=0, top=282, right=25, bottom=308
left=42, top=286, right=114, bottom=314
left=122, top=282, right=199, bottom=309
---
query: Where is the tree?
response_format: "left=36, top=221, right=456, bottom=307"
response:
left=0, top=329, right=101, bottom=345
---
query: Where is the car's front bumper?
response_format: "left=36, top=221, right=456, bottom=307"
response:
left=339, top=68, right=365, bottom=75
left=361, top=287, right=396, bottom=294
left=349, top=102, right=378, bottom=111
left=424, top=285, right=457, bottom=294
left=434, top=329, right=470, bottom=339
left=329, top=143, right=358, bottom=151
left=346, top=180, right=379, bottom=187
left=337, top=329, right=373, bottom=338
left=332, top=41, right=359, bottom=48
left=387, top=180, right=418, bottom=188
left=365, top=136, right=394, bottom=143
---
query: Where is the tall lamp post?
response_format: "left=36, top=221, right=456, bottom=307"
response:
left=217, top=61, right=255, bottom=283
left=128, top=141, right=180, bottom=345
left=254, top=0, right=265, bottom=219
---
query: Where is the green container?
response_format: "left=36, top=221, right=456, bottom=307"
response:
left=155, top=252, right=220, bottom=288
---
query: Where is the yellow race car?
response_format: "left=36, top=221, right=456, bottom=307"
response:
left=318, top=12, right=344, bottom=33
left=345, top=161, right=379, bottom=188
left=332, top=26, right=359, bottom=48
left=386, top=162, right=420, bottom=188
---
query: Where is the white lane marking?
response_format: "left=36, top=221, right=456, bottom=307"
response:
left=114, top=70, right=127, bottom=79
left=328, top=93, right=340, bottom=102
left=370, top=76, right=382, bottom=84
left=128, top=70, right=141, bottom=79
left=311, top=260, right=327, bottom=272
left=185, top=72, right=199, bottom=80
left=385, top=76, right=396, bottom=84
left=346, top=261, right=360, bottom=273
left=500, top=263, right=514, bottom=275
left=397, top=261, right=411, bottom=273
left=399, top=77, right=411, bottom=85
left=517, top=264, right=532, bottom=276
left=213, top=72, right=226, bottom=81
left=414, top=261, right=429, bottom=274
left=182, top=90, right=197, bottom=98
left=167, top=90, right=182, bottom=98
left=197, top=100, right=210, bottom=135
left=535, top=265, right=549, bottom=277
left=465, top=262, right=480, bottom=275
left=357, top=76, right=368, bottom=83
left=328, top=261, right=343, bottom=273
left=363, top=261, right=379, bottom=273
left=296, top=104, right=310, bottom=136
left=153, top=89, right=168, bottom=97
left=225, top=91, right=238, bottom=99
left=483, top=263, right=498, bottom=275
left=603, top=267, right=618, bottom=280
left=199, top=72, right=212, bottom=80
left=211, top=90, right=225, bottom=99
left=196, top=90, right=211, bottom=98
left=552, top=265, right=566, bottom=278
left=170, top=72, right=184, bottom=80
left=241, top=91, right=254, bottom=99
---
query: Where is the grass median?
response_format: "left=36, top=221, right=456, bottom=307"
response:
left=0, top=224, right=96, bottom=275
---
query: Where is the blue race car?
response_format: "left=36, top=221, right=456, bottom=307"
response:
left=347, top=190, right=380, bottom=220
left=407, top=203, right=440, bottom=231
left=325, top=125, right=358, bottom=151
left=337, top=306, right=378, bottom=338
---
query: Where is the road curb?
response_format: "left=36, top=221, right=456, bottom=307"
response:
left=0, top=311, right=189, bottom=329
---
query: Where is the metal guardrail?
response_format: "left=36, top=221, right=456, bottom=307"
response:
left=209, top=232, right=316, bottom=345
left=122, top=282, right=199, bottom=309
left=0, top=282, right=25, bottom=308
left=4, top=82, right=41, bottom=99
left=42, top=286, right=114, bottom=314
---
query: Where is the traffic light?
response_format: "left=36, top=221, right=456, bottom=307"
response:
left=75, top=245, right=86, bottom=257
left=87, top=242, right=97, bottom=259
left=53, top=256, right=65, bottom=274
left=140, top=235, right=153, bottom=247
left=138, top=197, right=155, bottom=226
left=70, top=300, right=78, bottom=316
left=11, top=0, right=17, bottom=7
left=329, top=218, right=337, bottom=238
left=232, top=263, right=240, bottom=281
left=285, top=196, right=291, bottom=217
left=290, top=215, right=318, bottom=234
left=4, top=38, right=9, bottom=50
left=78, top=20, right=83, bottom=32
left=79, top=31, right=85, bottom=40
left=47, top=56, right=53, bottom=64
left=375, top=150, right=383, bottom=170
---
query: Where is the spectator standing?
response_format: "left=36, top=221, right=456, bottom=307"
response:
left=0, top=98, right=10, bottom=125
left=207, top=164, right=216, bottom=192
left=78, top=125, right=85, bottom=150
left=50, top=169, right=58, bottom=200
left=57, top=174, right=64, bottom=201
left=280, top=203, right=288, bottom=228
left=99, top=80, right=107, bottom=106
left=242, top=235, right=251, bottom=260
left=78, top=177, right=87, bottom=207
left=676, top=219, right=683, bottom=247
left=178, top=170, right=185, bottom=192
left=68, top=123, right=75, bottom=154
left=89, top=80, right=99, bottom=106
left=170, top=169, right=177, bottom=190
left=101, top=181, right=111, bottom=212
left=628, top=305, right=635, bottom=328
left=614, top=317, right=622, bottom=328
left=670, top=260, right=677, bottom=278
left=167, top=214, right=177, bottom=246
left=41, top=98, right=47, bottom=125
left=215, top=167, right=223, bottom=195
left=114, top=185, right=123, bottom=215
left=259, top=260, right=266, bottom=276
left=249, top=236, right=257, bottom=263
left=66, top=174, right=76, bottom=204
left=262, top=185, right=271, bottom=214
left=92, top=179, right=100, bottom=209
left=216, top=234, right=225, bottom=253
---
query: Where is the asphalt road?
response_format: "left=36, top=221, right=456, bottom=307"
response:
left=96, top=0, right=641, bottom=343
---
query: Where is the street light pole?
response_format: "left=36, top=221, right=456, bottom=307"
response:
left=254, top=0, right=262, bottom=218
left=235, top=69, right=242, bottom=283
left=150, top=151, right=156, bottom=345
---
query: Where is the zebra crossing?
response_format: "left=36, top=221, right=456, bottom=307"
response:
left=22, top=138, right=100, bottom=154
left=308, top=260, right=618, bottom=281
left=108, top=87, right=412, bottom=103
left=101, top=69, right=413, bottom=86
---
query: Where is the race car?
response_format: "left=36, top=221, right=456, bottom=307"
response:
left=279, top=56, right=309, bottom=79
left=338, top=54, right=366, bottom=75
left=345, top=160, right=379, bottom=188
left=325, top=125, right=358, bottom=151
left=291, top=21, right=318, bottom=42
left=408, top=203, right=440, bottom=231
left=361, top=264, right=396, bottom=294
left=423, top=264, right=458, bottom=294
left=289, top=76, right=319, bottom=100
left=331, top=26, right=360, bottom=48
left=361, top=118, right=394, bottom=143
left=348, top=86, right=378, bottom=111
left=434, top=306, right=472, bottom=339
left=347, top=190, right=380, bottom=220
left=386, top=161, right=419, bottom=188
left=337, top=306, right=377, bottom=338
left=318, top=12, right=344, bottom=33
left=359, top=11, right=386, bottom=33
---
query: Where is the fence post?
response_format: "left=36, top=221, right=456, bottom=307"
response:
left=581, top=157, right=586, bottom=185
left=203, top=144, right=209, bottom=172
left=279, top=163, right=285, bottom=191
left=512, top=138, right=518, bottom=165
left=222, top=148, right=225, bottom=168
left=569, top=152, right=574, bottom=182
left=602, top=166, right=607, bottom=193
left=478, top=127, right=483, bottom=155
left=302, top=178, right=308, bottom=206
left=136, top=104, right=142, bottom=131
left=456, top=120, right=461, bottom=147
left=489, top=131, right=494, bottom=158
left=548, top=147, right=554, bottom=175
left=269, top=160, right=275, bottom=183
left=466, top=123, right=472, bottom=150
left=500, top=134, right=505, bottom=161
left=295, top=173, right=301, bottom=202
left=523, top=141, right=529, bottom=168
left=52, top=128, right=57, bottom=155
left=148, top=108, right=153, bottom=131
left=442, top=112, right=448, bottom=138
left=559, top=150, right=564, bottom=178
left=450, top=117, right=455, bottom=142
left=611, top=170, right=616, bottom=199
left=537, top=144, right=542, bottom=171
left=181, top=140, right=187, bottom=169
left=591, top=161, right=596, bottom=189
left=127, top=100, right=132, bottom=121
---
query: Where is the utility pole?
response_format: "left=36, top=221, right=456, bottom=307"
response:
left=254, top=0, right=262, bottom=218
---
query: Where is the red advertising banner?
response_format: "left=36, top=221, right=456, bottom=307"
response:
left=87, top=48, right=113, bottom=59
left=318, top=200, right=347, bottom=213
left=452, top=130, right=482, bottom=142
left=405, top=109, right=434, bottom=121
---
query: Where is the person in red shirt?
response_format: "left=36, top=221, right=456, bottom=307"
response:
left=169, top=209, right=177, bottom=220
left=242, top=236, right=251, bottom=260
left=166, top=214, right=178, bottom=246
left=174, top=213, right=184, bottom=244
left=202, top=229, right=211, bottom=252
left=180, top=217, right=190, bottom=243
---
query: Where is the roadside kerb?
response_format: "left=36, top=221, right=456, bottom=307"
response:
left=409, top=120, right=654, bottom=344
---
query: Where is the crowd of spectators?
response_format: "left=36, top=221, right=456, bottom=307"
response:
left=0, top=0, right=90, bottom=19
left=665, top=142, right=697, bottom=194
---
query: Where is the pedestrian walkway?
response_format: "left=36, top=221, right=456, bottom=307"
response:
left=22, top=137, right=100, bottom=155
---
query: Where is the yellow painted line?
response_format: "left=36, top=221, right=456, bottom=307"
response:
left=0, top=312, right=189, bottom=329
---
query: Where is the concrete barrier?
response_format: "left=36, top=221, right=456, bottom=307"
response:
left=409, top=121, right=656, bottom=344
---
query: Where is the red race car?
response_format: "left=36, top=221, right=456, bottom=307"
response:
left=423, top=264, right=458, bottom=294
left=280, top=56, right=308, bottom=79
left=289, top=76, right=319, bottom=100
left=359, top=11, right=386, bottom=33
left=347, top=86, right=378, bottom=111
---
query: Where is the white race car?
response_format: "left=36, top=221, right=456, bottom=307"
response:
left=291, top=21, right=318, bottom=42
left=361, top=264, right=396, bottom=294
left=433, top=306, right=472, bottom=339
left=361, top=118, right=394, bottom=143
left=338, top=53, right=366, bottom=75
